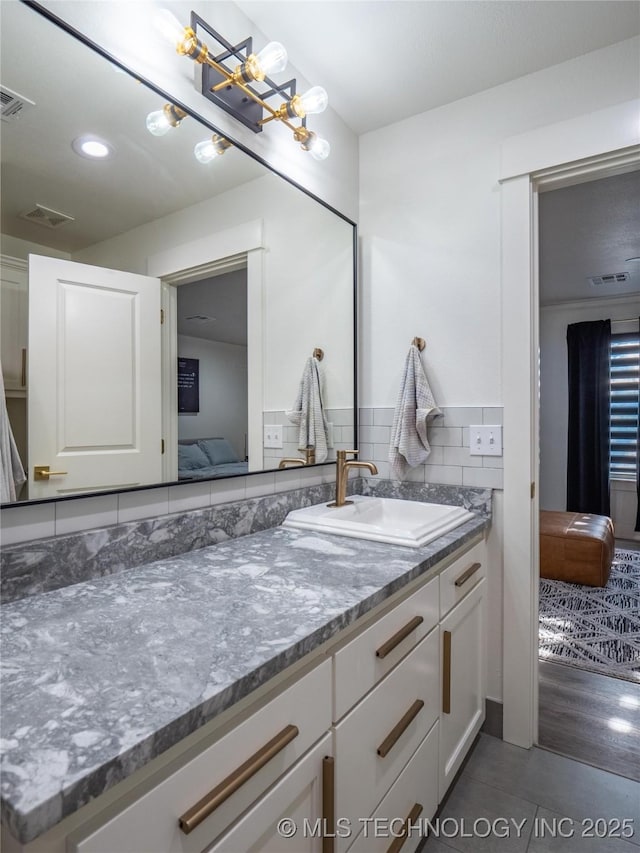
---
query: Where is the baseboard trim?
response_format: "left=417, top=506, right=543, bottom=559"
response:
left=482, top=698, right=503, bottom=739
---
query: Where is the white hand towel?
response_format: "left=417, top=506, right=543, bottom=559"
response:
left=287, top=357, right=329, bottom=463
left=0, top=363, right=26, bottom=502
left=389, top=345, right=441, bottom=480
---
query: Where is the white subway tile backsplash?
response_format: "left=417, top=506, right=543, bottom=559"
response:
left=330, top=409, right=352, bottom=426
left=274, top=469, right=302, bottom=493
left=425, top=445, right=444, bottom=465
left=55, top=495, right=118, bottom=536
left=358, top=408, right=373, bottom=426
left=245, top=472, right=276, bottom=499
left=463, top=467, right=504, bottom=489
left=428, top=427, right=463, bottom=447
left=118, top=488, right=169, bottom=523
left=211, top=476, right=247, bottom=505
left=358, top=443, right=374, bottom=459
left=405, top=466, right=426, bottom=483
left=373, top=408, right=395, bottom=426
left=368, top=460, right=390, bottom=479
left=483, top=455, right=504, bottom=469
left=373, top=443, right=390, bottom=462
left=440, top=407, right=483, bottom=427
left=360, top=425, right=391, bottom=444
left=425, top=465, right=463, bottom=485
left=483, top=407, right=504, bottom=425
left=443, top=446, right=483, bottom=468
left=168, top=482, right=211, bottom=514
left=1, top=503, right=56, bottom=545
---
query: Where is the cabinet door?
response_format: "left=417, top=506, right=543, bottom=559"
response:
left=207, top=735, right=332, bottom=853
left=439, top=579, right=486, bottom=799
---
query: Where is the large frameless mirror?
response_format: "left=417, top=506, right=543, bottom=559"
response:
left=0, top=1, right=356, bottom=505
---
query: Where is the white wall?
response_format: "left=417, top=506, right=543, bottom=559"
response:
left=37, top=0, right=359, bottom=221
left=539, top=299, right=640, bottom=536
left=73, top=172, right=354, bottom=413
left=177, top=334, right=247, bottom=458
left=0, top=234, right=70, bottom=261
left=359, top=37, right=640, bottom=703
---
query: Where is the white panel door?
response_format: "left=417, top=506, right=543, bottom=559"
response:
left=28, top=255, right=162, bottom=499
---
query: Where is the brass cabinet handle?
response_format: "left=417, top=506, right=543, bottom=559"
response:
left=375, top=616, right=424, bottom=659
left=376, top=700, right=424, bottom=758
left=454, top=561, right=481, bottom=588
left=322, top=756, right=335, bottom=853
left=21, top=348, right=26, bottom=387
left=178, top=724, right=299, bottom=835
left=34, top=466, right=68, bottom=481
left=386, top=803, right=424, bottom=853
left=443, top=630, right=452, bottom=714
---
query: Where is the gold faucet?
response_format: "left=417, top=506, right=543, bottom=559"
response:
left=328, top=450, right=378, bottom=507
left=278, top=447, right=316, bottom=469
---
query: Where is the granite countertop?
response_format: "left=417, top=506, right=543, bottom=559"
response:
left=1, top=514, right=488, bottom=844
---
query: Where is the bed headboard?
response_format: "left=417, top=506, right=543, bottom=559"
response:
left=178, top=437, right=224, bottom=445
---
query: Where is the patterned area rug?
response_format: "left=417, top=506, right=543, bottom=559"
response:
left=538, top=548, right=640, bottom=683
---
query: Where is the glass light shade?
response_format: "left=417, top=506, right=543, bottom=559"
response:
left=146, top=109, right=172, bottom=136
left=155, top=10, right=186, bottom=46
left=309, top=136, right=330, bottom=161
left=255, top=41, right=288, bottom=76
left=194, top=139, right=218, bottom=164
left=298, top=86, right=328, bottom=116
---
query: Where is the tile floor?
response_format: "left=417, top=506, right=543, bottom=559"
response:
left=421, top=733, right=640, bottom=852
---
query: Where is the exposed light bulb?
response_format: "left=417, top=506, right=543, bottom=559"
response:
left=194, top=139, right=217, bottom=164
left=309, top=135, right=330, bottom=161
left=155, top=9, right=186, bottom=46
left=82, top=140, right=110, bottom=158
left=255, top=41, right=288, bottom=76
left=297, top=86, right=328, bottom=116
left=146, top=109, right=172, bottom=136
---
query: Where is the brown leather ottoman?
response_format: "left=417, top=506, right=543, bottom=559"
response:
left=540, top=510, right=614, bottom=587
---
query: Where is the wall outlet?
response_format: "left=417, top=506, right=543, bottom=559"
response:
left=263, top=425, right=283, bottom=449
left=469, top=425, right=502, bottom=456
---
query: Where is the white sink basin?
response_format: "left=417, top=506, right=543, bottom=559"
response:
left=282, top=495, right=475, bottom=548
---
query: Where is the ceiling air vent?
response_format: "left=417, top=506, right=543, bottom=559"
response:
left=20, top=204, right=75, bottom=230
left=1, top=85, right=35, bottom=122
left=588, top=272, right=631, bottom=287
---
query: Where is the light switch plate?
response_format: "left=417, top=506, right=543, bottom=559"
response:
left=264, top=425, right=283, bottom=449
left=469, top=425, right=502, bottom=456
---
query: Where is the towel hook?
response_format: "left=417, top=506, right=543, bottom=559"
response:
left=313, top=347, right=324, bottom=361
left=411, top=337, right=426, bottom=351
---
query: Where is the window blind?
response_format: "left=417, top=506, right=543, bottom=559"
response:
left=610, top=331, right=639, bottom=480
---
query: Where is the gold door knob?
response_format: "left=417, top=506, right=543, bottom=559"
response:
left=34, top=466, right=68, bottom=481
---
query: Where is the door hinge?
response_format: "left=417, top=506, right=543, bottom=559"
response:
left=161, top=438, right=165, bottom=455
left=530, top=482, right=536, bottom=499
left=160, top=308, right=165, bottom=325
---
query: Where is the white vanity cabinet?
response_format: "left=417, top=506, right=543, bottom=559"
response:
left=6, top=533, right=488, bottom=853
left=438, top=542, right=487, bottom=799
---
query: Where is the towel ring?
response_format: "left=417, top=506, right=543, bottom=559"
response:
left=412, top=337, right=426, bottom=351
left=313, top=347, right=324, bottom=361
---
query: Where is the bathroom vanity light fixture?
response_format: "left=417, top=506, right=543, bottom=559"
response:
left=155, top=9, right=330, bottom=160
left=146, top=103, right=188, bottom=136
left=194, top=132, right=232, bottom=163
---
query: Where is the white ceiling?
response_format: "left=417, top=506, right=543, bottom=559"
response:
left=178, top=270, right=248, bottom=345
left=539, top=170, right=640, bottom=305
left=236, top=0, right=640, bottom=134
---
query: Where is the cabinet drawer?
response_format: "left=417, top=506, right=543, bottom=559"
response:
left=207, top=734, right=332, bottom=853
left=69, top=660, right=332, bottom=853
left=334, top=576, right=438, bottom=721
left=334, top=629, right=439, bottom=853
left=348, top=722, right=438, bottom=853
left=439, top=540, right=486, bottom=619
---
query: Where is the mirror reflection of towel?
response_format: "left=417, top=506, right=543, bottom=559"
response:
left=389, top=345, right=441, bottom=480
left=0, top=364, right=26, bottom=502
left=287, top=357, right=329, bottom=463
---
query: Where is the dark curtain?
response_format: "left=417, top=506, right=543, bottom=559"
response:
left=636, top=316, right=640, bottom=531
left=566, top=320, right=611, bottom=516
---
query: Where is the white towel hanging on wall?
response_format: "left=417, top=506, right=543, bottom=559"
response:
left=287, top=356, right=329, bottom=463
left=389, top=344, right=441, bottom=480
left=0, top=363, right=26, bottom=502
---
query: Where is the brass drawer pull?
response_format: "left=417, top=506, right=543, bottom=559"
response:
left=376, top=616, right=424, bottom=659
left=322, top=756, right=335, bottom=853
left=454, top=561, right=481, bottom=587
left=443, top=630, right=451, bottom=714
left=376, top=700, right=424, bottom=758
left=387, top=803, right=424, bottom=853
left=178, top=724, right=299, bottom=834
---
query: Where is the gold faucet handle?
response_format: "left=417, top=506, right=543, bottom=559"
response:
left=343, top=449, right=359, bottom=458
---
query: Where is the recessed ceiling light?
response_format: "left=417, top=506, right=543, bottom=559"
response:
left=72, top=135, right=114, bottom=160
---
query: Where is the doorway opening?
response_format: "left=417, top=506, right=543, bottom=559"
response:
left=536, top=169, right=640, bottom=780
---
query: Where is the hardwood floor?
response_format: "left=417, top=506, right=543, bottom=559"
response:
left=538, top=659, right=640, bottom=782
